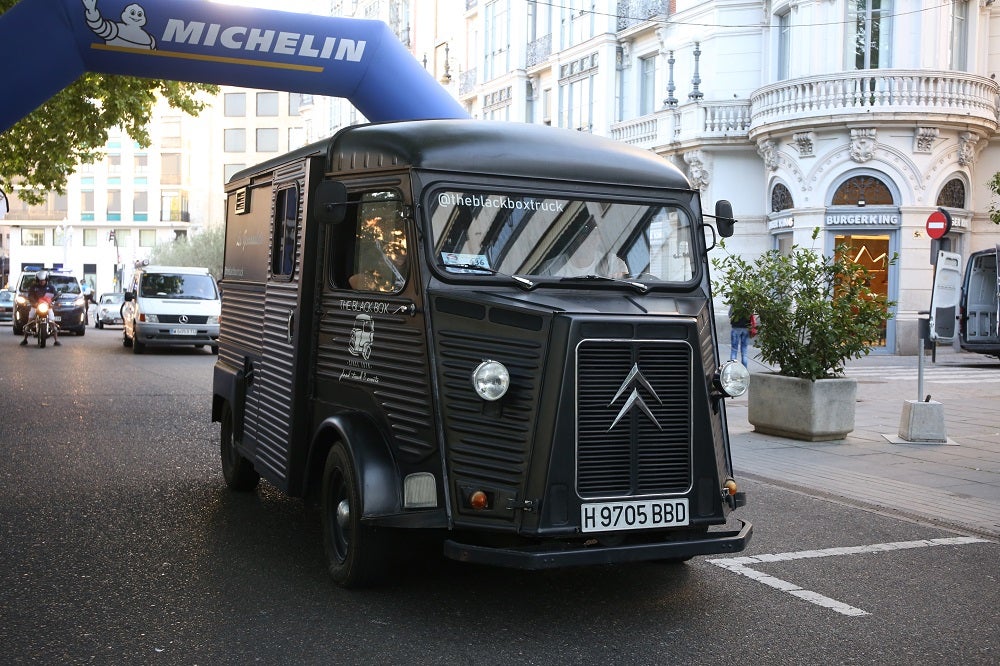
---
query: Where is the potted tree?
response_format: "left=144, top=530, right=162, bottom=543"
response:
left=712, top=228, right=895, bottom=441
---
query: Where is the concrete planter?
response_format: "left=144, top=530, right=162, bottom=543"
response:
left=748, top=373, right=858, bottom=441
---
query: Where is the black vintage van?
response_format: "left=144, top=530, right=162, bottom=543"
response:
left=212, top=119, right=752, bottom=587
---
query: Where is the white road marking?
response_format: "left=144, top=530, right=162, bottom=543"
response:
left=707, top=537, right=992, bottom=617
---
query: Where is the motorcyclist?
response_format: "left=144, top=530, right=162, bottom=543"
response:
left=20, top=270, right=60, bottom=346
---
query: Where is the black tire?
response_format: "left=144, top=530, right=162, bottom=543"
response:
left=211, top=345, right=219, bottom=355
left=321, top=444, right=391, bottom=588
left=38, top=326, right=46, bottom=348
left=132, top=338, right=144, bottom=354
left=220, top=404, right=259, bottom=492
left=96, top=321, right=103, bottom=330
left=75, top=326, right=85, bottom=336
left=122, top=331, right=132, bottom=348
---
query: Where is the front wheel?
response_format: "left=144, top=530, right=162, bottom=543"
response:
left=220, top=405, right=259, bottom=492
left=321, top=444, right=391, bottom=588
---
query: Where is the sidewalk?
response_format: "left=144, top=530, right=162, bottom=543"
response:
left=724, top=345, right=1000, bottom=538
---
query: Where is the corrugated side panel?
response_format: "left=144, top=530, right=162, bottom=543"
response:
left=437, top=327, right=544, bottom=489
left=316, top=299, right=436, bottom=461
left=254, top=284, right=299, bottom=481
left=218, top=286, right=264, bottom=445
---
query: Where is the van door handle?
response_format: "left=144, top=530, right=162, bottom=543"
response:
left=286, top=310, right=295, bottom=344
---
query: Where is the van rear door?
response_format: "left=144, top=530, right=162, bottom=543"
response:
left=242, top=157, right=325, bottom=492
left=960, top=248, right=1000, bottom=351
left=930, top=251, right=962, bottom=341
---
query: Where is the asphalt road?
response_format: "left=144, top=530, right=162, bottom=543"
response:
left=1, top=326, right=996, bottom=665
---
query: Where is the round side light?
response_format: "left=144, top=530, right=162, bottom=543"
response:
left=472, top=360, right=510, bottom=401
left=718, top=360, right=750, bottom=397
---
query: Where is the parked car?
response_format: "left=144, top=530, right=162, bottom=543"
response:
left=13, top=270, right=87, bottom=336
left=0, top=289, right=14, bottom=324
left=95, top=292, right=125, bottom=329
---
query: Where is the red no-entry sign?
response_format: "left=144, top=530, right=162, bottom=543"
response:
left=926, top=209, right=952, bottom=239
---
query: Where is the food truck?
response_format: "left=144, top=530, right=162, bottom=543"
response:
left=212, top=119, right=752, bottom=587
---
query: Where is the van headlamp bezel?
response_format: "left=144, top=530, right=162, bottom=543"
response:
left=715, top=360, right=750, bottom=397
left=471, top=360, right=510, bottom=401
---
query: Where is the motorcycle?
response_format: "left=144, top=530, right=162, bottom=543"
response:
left=24, top=295, right=58, bottom=348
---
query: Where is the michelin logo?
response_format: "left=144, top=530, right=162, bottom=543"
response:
left=82, top=0, right=366, bottom=62
left=83, top=0, right=156, bottom=49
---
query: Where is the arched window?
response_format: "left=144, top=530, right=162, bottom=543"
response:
left=936, top=178, right=966, bottom=208
left=771, top=183, right=793, bottom=212
left=831, top=175, right=893, bottom=206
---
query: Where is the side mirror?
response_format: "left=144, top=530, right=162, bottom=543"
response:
left=124, top=291, right=135, bottom=302
left=313, top=180, right=348, bottom=224
left=715, top=200, right=736, bottom=238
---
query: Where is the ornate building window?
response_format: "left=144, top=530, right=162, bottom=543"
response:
left=831, top=175, right=893, bottom=206
left=936, top=178, right=966, bottom=209
left=771, top=183, right=793, bottom=212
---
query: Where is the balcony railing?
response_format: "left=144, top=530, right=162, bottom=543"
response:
left=610, top=101, right=752, bottom=149
left=526, top=33, right=551, bottom=68
left=616, top=0, right=669, bottom=31
left=750, top=70, right=999, bottom=135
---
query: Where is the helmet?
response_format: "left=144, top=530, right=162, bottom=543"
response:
left=36, top=270, right=49, bottom=281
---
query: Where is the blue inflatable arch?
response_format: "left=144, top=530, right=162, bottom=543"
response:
left=0, top=0, right=468, bottom=133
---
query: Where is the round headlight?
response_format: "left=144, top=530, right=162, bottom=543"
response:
left=472, top=360, right=510, bottom=401
left=718, top=360, right=750, bottom=397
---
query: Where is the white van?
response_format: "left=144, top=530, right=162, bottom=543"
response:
left=959, top=248, right=999, bottom=359
left=122, top=265, right=221, bottom=354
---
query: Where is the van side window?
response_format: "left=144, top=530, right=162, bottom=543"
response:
left=346, top=192, right=409, bottom=293
left=271, top=185, right=299, bottom=278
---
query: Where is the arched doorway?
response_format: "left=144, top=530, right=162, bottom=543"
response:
left=826, top=172, right=899, bottom=352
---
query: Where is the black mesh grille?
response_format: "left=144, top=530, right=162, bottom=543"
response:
left=156, top=314, right=210, bottom=325
left=577, top=341, right=692, bottom=498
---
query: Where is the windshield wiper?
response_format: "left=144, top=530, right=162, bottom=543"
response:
left=442, top=263, right=535, bottom=290
left=558, top=274, right=650, bottom=293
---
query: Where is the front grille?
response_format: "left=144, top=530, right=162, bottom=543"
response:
left=577, top=341, right=692, bottom=498
left=156, top=314, right=210, bottom=325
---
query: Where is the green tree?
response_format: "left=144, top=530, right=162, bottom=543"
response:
left=712, top=228, right=896, bottom=380
left=0, top=1, right=218, bottom=205
left=147, top=225, right=224, bottom=279
left=988, top=172, right=1000, bottom=225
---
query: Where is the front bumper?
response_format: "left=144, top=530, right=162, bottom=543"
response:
left=443, top=519, right=752, bottom=570
left=134, top=322, right=220, bottom=347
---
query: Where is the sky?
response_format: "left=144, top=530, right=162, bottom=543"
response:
left=211, top=0, right=325, bottom=13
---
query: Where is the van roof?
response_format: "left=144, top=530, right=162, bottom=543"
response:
left=138, top=265, right=212, bottom=275
left=230, top=119, right=691, bottom=191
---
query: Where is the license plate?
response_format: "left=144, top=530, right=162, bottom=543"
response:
left=169, top=328, right=197, bottom=335
left=581, top=499, right=689, bottom=533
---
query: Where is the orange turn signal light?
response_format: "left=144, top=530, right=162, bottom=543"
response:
left=469, top=490, right=489, bottom=510
left=724, top=479, right=738, bottom=496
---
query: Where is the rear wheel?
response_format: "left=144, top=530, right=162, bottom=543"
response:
left=321, top=444, right=391, bottom=588
left=220, top=404, right=259, bottom=491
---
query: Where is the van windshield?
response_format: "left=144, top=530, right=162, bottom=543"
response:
left=429, top=190, right=696, bottom=283
left=140, top=273, right=218, bottom=300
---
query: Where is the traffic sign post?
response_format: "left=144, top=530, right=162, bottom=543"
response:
left=927, top=208, right=952, bottom=265
left=926, top=208, right=951, bottom=239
